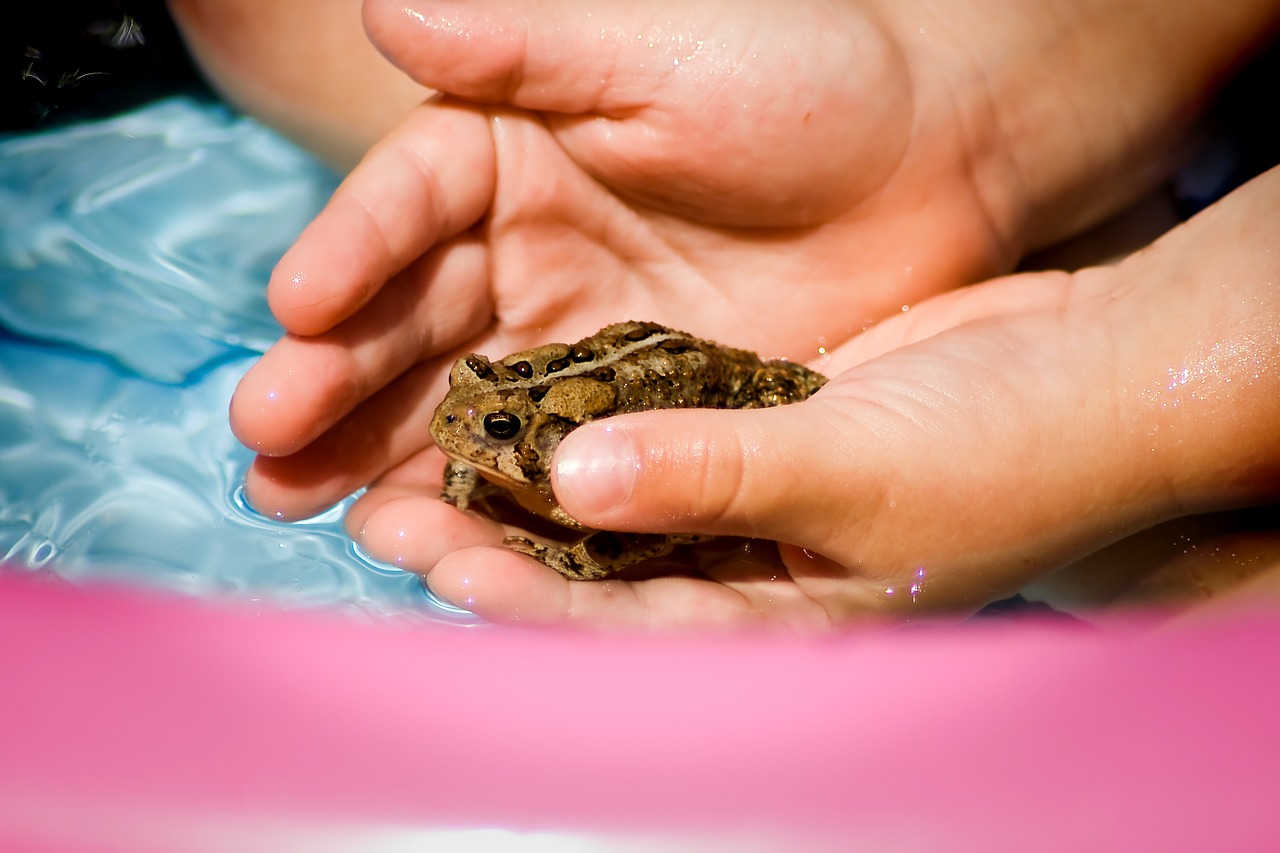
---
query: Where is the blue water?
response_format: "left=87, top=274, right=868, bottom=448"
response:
left=0, top=97, right=478, bottom=624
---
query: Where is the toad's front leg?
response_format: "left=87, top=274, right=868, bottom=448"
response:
left=440, top=460, right=490, bottom=511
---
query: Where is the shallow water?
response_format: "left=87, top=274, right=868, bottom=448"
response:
left=0, top=97, right=478, bottom=624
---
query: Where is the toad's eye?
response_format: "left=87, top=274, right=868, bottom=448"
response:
left=482, top=411, right=523, bottom=441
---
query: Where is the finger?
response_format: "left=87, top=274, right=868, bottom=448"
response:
left=423, top=546, right=822, bottom=632
left=268, top=97, right=493, bottom=335
left=364, top=0, right=673, bottom=116
left=348, top=488, right=509, bottom=571
left=242, top=359, right=447, bottom=521
left=231, top=234, right=490, bottom=456
left=353, top=484, right=836, bottom=632
left=552, top=403, right=867, bottom=549
left=349, top=489, right=567, bottom=619
left=343, top=448, right=453, bottom=540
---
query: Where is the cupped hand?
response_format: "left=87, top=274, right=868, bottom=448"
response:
left=350, top=166, right=1280, bottom=630
left=229, top=0, right=1218, bottom=520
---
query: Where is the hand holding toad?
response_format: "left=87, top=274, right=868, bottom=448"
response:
left=351, top=167, right=1280, bottom=628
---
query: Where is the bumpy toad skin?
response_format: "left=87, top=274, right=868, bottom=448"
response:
left=429, top=321, right=827, bottom=580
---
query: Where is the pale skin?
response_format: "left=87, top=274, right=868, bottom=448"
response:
left=211, top=0, right=1280, bottom=629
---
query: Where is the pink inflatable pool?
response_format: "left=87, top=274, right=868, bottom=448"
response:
left=2, top=572, right=1277, bottom=850
left=4, top=60, right=1278, bottom=852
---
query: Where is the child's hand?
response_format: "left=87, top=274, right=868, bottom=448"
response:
left=349, top=167, right=1280, bottom=629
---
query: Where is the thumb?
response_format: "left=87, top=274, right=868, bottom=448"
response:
left=551, top=404, right=868, bottom=547
left=363, top=0, right=680, bottom=115
left=363, top=0, right=909, bottom=224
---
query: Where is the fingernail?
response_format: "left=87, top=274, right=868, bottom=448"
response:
left=555, top=425, right=638, bottom=515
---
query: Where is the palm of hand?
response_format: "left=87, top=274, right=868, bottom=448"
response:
left=442, top=1, right=1002, bottom=359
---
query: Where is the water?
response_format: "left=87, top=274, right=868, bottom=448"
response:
left=0, top=96, right=478, bottom=624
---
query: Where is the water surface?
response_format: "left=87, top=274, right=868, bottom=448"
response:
left=0, top=97, right=477, bottom=624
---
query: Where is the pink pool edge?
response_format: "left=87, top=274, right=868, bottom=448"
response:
left=2, top=571, right=1277, bottom=851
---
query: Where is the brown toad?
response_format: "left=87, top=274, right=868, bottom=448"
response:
left=429, top=321, right=827, bottom=580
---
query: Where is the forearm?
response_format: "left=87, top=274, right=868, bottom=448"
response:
left=889, top=0, right=1280, bottom=253
left=166, top=0, right=429, bottom=169
left=1109, top=165, right=1280, bottom=517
